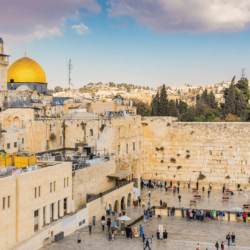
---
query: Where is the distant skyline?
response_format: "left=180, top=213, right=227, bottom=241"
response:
left=1, top=0, right=250, bottom=89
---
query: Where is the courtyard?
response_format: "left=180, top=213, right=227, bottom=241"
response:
left=42, top=186, right=250, bottom=250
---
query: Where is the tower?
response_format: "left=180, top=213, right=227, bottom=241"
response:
left=0, top=38, right=10, bottom=89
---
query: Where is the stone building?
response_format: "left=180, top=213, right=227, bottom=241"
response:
left=0, top=38, right=9, bottom=90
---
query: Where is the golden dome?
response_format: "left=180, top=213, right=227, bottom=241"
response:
left=7, top=55, right=47, bottom=84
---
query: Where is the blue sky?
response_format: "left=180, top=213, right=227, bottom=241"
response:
left=2, top=0, right=250, bottom=89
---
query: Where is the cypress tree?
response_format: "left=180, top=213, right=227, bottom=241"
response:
left=176, top=99, right=179, bottom=109
left=208, top=91, right=218, bottom=109
left=151, top=93, right=160, bottom=116
left=158, top=84, right=168, bottom=116
left=201, top=89, right=209, bottom=105
left=235, top=91, right=248, bottom=119
left=179, top=100, right=184, bottom=114
left=222, top=83, right=236, bottom=116
left=196, top=94, right=200, bottom=103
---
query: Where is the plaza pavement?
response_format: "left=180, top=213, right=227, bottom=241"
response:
left=42, top=187, right=250, bottom=250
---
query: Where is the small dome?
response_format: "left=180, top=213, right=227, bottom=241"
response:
left=0, top=38, right=3, bottom=44
left=16, top=85, right=32, bottom=92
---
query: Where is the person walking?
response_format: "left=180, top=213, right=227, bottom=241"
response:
left=111, top=227, right=116, bottom=240
left=148, top=190, right=151, bottom=198
left=221, top=242, right=224, bottom=249
left=178, top=195, right=181, bottom=202
left=140, top=225, right=143, bottom=237
left=102, top=220, right=106, bottom=231
left=208, top=190, right=210, bottom=198
left=144, top=238, right=151, bottom=250
left=76, top=233, right=82, bottom=247
left=231, top=233, right=235, bottom=246
left=149, top=231, right=153, bottom=244
left=215, top=241, right=219, bottom=250
left=243, top=212, right=247, bottom=222
left=156, top=230, right=160, bottom=241
left=88, top=223, right=92, bottom=235
left=108, top=231, right=112, bottom=241
left=226, top=233, right=231, bottom=246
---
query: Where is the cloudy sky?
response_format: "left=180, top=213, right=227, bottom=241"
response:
left=1, top=0, right=250, bottom=89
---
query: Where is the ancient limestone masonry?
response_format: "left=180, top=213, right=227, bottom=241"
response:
left=142, top=117, right=250, bottom=186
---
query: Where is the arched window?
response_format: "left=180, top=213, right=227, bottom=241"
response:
left=89, top=129, right=93, bottom=136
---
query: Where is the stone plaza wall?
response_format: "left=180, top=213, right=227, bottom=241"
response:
left=142, top=117, right=250, bottom=189
left=72, top=156, right=116, bottom=210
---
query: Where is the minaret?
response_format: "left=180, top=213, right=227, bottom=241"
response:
left=0, top=38, right=10, bottom=90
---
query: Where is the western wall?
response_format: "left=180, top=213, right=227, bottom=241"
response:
left=142, top=117, right=250, bottom=189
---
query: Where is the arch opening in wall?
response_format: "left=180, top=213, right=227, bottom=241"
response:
left=13, top=116, right=21, bottom=128
left=114, top=200, right=119, bottom=213
left=121, top=196, right=126, bottom=210
left=89, top=129, right=93, bottom=136
left=127, top=193, right=131, bottom=208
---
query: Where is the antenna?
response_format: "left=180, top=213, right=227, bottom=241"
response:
left=67, top=59, right=73, bottom=90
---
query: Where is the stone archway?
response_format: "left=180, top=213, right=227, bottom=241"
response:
left=121, top=196, right=126, bottom=211
left=13, top=116, right=21, bottom=128
left=127, top=193, right=131, bottom=208
left=114, top=200, right=120, bottom=213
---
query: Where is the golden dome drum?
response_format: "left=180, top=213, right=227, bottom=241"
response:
left=7, top=57, right=47, bottom=83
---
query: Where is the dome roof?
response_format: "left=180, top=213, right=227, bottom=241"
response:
left=16, top=85, right=32, bottom=92
left=7, top=56, right=47, bottom=83
left=0, top=38, right=3, bottom=44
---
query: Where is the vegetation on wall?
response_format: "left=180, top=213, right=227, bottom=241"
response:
left=50, top=133, right=56, bottom=141
left=170, top=158, right=176, bottom=163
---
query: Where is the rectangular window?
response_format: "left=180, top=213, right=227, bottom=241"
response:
left=22, top=138, right=24, bottom=144
left=126, top=144, right=128, bottom=154
left=38, top=186, right=41, bottom=197
left=67, top=177, right=69, bottom=187
left=64, top=178, right=66, bottom=188
left=133, top=142, right=135, bottom=151
left=54, top=182, right=56, bottom=192
left=14, top=142, right=17, bottom=148
left=7, top=143, right=10, bottom=149
left=139, top=141, right=141, bottom=150
left=50, top=182, right=52, bottom=193
left=3, top=197, right=5, bottom=209
left=35, top=187, right=37, bottom=198
left=8, top=196, right=10, bottom=208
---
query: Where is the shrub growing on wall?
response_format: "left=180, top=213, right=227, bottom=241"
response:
left=177, top=166, right=182, bottom=169
left=170, top=158, right=176, bottom=163
left=50, top=133, right=56, bottom=141
left=186, top=154, right=190, bottom=159
left=198, top=173, right=206, bottom=180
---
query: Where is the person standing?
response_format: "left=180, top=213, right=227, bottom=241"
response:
left=107, top=218, right=111, bottom=231
left=156, top=230, right=160, bottom=241
left=108, top=231, right=112, bottom=241
left=140, top=225, right=143, bottom=237
left=178, top=195, right=181, bottom=202
left=163, top=230, right=168, bottom=242
left=88, top=223, right=92, bottom=235
left=226, top=233, right=231, bottom=246
left=231, top=233, right=235, bottom=246
left=142, top=201, right=145, bottom=208
left=148, top=201, right=150, bottom=209
left=243, top=212, right=247, bottom=222
left=208, top=190, right=210, bottom=198
left=148, top=190, right=151, bottom=198
left=165, top=181, right=167, bottom=187
left=178, top=181, right=180, bottom=186
left=222, top=184, right=225, bottom=193
left=144, top=238, right=151, bottom=250
left=177, top=187, right=179, bottom=194
left=172, top=206, right=175, bottom=216
left=149, top=231, right=153, bottom=244
left=210, top=183, right=212, bottom=190
left=76, top=233, right=82, bottom=247
left=113, top=220, right=118, bottom=229
left=102, top=220, right=106, bottom=231
left=160, top=181, right=162, bottom=188
left=170, top=181, right=172, bottom=187
left=111, top=227, right=116, bottom=240
left=215, top=241, right=219, bottom=250
left=138, top=197, right=141, bottom=206
left=202, top=187, right=205, bottom=192
left=196, top=243, right=200, bottom=249
left=188, top=181, right=190, bottom=188
left=221, top=242, right=224, bottom=250
left=160, top=200, right=162, bottom=206
left=196, top=182, right=199, bottom=189
left=231, top=191, right=234, bottom=199
left=93, top=216, right=96, bottom=226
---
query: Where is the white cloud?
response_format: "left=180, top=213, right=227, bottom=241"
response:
left=107, top=0, right=250, bottom=33
left=72, top=23, right=91, bottom=35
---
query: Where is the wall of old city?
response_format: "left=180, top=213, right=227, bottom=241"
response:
left=142, top=117, right=250, bottom=189
left=72, top=156, right=116, bottom=210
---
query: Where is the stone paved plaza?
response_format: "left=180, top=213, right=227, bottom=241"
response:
left=140, top=186, right=250, bottom=210
left=42, top=187, right=250, bottom=250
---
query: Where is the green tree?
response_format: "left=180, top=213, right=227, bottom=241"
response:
left=151, top=93, right=160, bottom=116
left=236, top=79, right=250, bottom=102
left=131, top=99, right=151, bottom=116
left=235, top=91, right=248, bottom=119
left=221, top=83, right=236, bottom=117
left=208, top=91, right=218, bottom=109
left=158, top=84, right=169, bottom=116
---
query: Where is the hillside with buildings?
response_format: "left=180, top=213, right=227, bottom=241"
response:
left=52, top=80, right=246, bottom=106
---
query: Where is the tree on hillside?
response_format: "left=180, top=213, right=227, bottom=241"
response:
left=235, top=91, right=248, bottom=119
left=151, top=93, right=160, bottom=116
left=130, top=99, right=151, bottom=116
left=221, top=83, right=236, bottom=117
left=236, top=79, right=250, bottom=102
left=208, top=91, right=218, bottom=109
left=54, top=86, right=63, bottom=92
left=158, top=84, right=168, bottom=116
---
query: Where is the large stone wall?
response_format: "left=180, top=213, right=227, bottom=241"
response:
left=142, top=117, right=250, bottom=188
